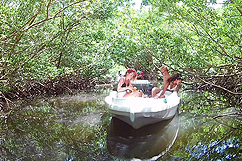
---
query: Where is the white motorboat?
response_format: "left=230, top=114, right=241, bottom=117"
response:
left=105, top=91, right=181, bottom=129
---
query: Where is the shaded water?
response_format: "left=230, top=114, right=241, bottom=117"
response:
left=0, top=91, right=241, bottom=161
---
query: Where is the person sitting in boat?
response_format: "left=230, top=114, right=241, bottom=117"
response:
left=152, top=65, right=171, bottom=97
left=117, top=69, right=144, bottom=98
left=137, top=70, right=144, bottom=80
left=153, top=73, right=182, bottom=98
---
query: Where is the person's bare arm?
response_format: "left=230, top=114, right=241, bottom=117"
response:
left=175, top=80, right=182, bottom=92
left=117, top=78, right=125, bottom=92
left=158, top=82, right=169, bottom=98
left=117, top=78, right=132, bottom=92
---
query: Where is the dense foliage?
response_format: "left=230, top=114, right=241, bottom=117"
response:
left=1, top=1, right=241, bottom=160
left=1, top=0, right=120, bottom=99
left=0, top=0, right=241, bottom=108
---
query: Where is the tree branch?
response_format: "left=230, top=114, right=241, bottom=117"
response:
left=230, top=0, right=242, bottom=16
left=46, top=0, right=52, bottom=19
left=24, top=1, right=83, bottom=31
left=197, top=77, right=242, bottom=95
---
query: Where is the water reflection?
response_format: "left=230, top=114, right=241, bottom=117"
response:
left=107, top=114, right=179, bottom=160
left=2, top=91, right=240, bottom=160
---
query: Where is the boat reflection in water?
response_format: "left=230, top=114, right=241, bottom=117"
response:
left=107, top=114, right=179, bottom=160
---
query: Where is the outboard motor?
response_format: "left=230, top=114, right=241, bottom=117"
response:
left=146, top=84, right=154, bottom=97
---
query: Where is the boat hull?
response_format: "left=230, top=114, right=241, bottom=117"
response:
left=105, top=91, right=181, bottom=129
left=112, top=104, right=178, bottom=129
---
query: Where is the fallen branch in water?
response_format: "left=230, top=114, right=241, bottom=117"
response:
left=212, top=112, right=242, bottom=119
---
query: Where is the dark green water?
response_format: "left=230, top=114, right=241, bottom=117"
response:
left=0, top=91, right=241, bottom=161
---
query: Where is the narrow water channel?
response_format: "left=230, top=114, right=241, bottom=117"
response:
left=0, top=91, right=241, bottom=160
